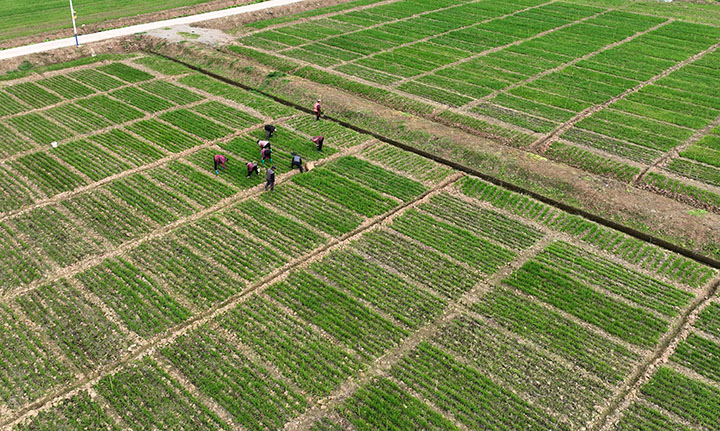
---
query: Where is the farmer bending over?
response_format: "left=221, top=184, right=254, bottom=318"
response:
left=290, top=152, right=304, bottom=173
left=261, top=147, right=273, bottom=165
left=264, top=124, right=276, bottom=139
left=311, top=135, right=324, bottom=152
left=257, top=139, right=271, bottom=150
left=246, top=161, right=259, bottom=178
left=213, top=154, right=226, bottom=174
left=265, top=166, right=276, bottom=191
left=313, top=99, right=322, bottom=121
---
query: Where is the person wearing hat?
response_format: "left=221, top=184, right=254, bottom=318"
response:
left=313, top=99, right=322, bottom=121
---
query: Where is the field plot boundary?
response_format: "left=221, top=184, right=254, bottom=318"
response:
left=148, top=50, right=720, bottom=271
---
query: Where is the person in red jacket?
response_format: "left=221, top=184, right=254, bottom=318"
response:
left=261, top=147, right=273, bottom=165
left=311, top=135, right=324, bottom=152
left=213, top=154, right=226, bottom=174
left=313, top=99, right=322, bottom=121
left=246, top=161, right=259, bottom=178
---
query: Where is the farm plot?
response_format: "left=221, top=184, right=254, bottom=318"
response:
left=228, top=0, right=720, bottom=209
left=2, top=46, right=720, bottom=431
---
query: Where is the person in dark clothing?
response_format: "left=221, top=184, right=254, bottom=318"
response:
left=313, top=99, right=322, bottom=121
left=265, top=166, right=276, bottom=191
left=290, top=152, right=304, bottom=173
left=246, top=161, right=259, bottom=178
left=261, top=147, right=273, bottom=165
left=311, top=135, right=324, bottom=152
left=264, top=124, right=276, bottom=139
left=213, top=154, right=226, bottom=174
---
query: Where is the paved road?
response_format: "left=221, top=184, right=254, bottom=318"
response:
left=0, top=0, right=304, bottom=61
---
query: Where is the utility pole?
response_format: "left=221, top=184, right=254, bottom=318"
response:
left=69, top=0, right=79, bottom=46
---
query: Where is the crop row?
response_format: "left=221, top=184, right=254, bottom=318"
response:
left=460, top=176, right=716, bottom=287
left=193, top=100, right=261, bottom=129
left=286, top=115, right=372, bottom=148
left=224, top=199, right=327, bottom=257
left=221, top=295, right=362, bottom=396
left=76, top=257, right=191, bottom=338
left=107, top=173, right=195, bottom=224
left=140, top=80, right=202, bottom=105
left=77, top=94, right=145, bottom=124
left=696, top=302, right=720, bottom=336
left=53, top=139, right=131, bottom=181
left=613, top=402, right=690, bottom=431
left=148, top=161, right=236, bottom=207
left=362, top=142, right=453, bottom=184
left=91, top=129, right=167, bottom=165
left=311, top=249, right=446, bottom=329
left=640, top=366, right=720, bottom=430
left=0, top=222, right=47, bottom=291
left=0, top=164, right=37, bottom=212
left=45, top=103, right=112, bottom=134
left=420, top=192, right=544, bottom=250
left=129, top=236, right=239, bottom=310
left=173, top=216, right=287, bottom=283
left=327, top=156, right=427, bottom=202
left=671, top=332, right=720, bottom=384
left=535, top=241, right=694, bottom=317
left=667, top=155, right=720, bottom=189
left=0, top=120, right=34, bottom=157
left=544, top=141, right=642, bottom=182
left=110, top=86, right=175, bottom=113
left=96, top=357, right=230, bottom=430
left=133, top=55, right=193, bottom=76
left=37, top=75, right=95, bottom=99
left=98, top=62, right=155, bottom=83
left=0, top=303, right=71, bottom=409
left=161, top=329, right=306, bottom=430
left=68, top=68, right=125, bottom=92
left=159, top=109, right=233, bottom=141
left=356, top=228, right=479, bottom=299
left=16, top=279, right=131, bottom=370
left=392, top=341, right=568, bottom=430
left=293, top=168, right=397, bottom=217
left=259, top=183, right=362, bottom=236
left=339, top=377, right=457, bottom=430
left=504, top=259, right=668, bottom=347
left=8, top=112, right=73, bottom=145
left=391, top=209, right=516, bottom=273
left=436, top=313, right=610, bottom=426
left=473, top=286, right=639, bottom=382
left=267, top=271, right=408, bottom=360
left=178, top=74, right=296, bottom=118
left=3, top=82, right=62, bottom=108
left=127, top=119, right=198, bottom=152
left=0, top=90, right=30, bottom=116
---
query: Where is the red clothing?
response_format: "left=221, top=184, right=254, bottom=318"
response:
left=313, top=102, right=321, bottom=113
left=312, top=136, right=324, bottom=145
left=247, top=162, right=256, bottom=170
left=262, top=148, right=272, bottom=159
left=214, top=154, right=226, bottom=168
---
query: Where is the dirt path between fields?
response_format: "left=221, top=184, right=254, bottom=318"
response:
left=530, top=41, right=720, bottom=152
left=0, top=162, right=461, bottom=430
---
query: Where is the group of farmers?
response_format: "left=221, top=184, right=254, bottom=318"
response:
left=213, top=99, right=325, bottom=192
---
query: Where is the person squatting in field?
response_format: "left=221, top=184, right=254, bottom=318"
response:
left=264, top=124, right=276, bottom=139
left=311, top=135, right=324, bottom=152
left=290, top=152, right=304, bottom=173
left=246, top=161, right=259, bottom=178
left=213, top=154, right=226, bottom=174
left=265, top=165, right=276, bottom=191
left=313, top=99, right=322, bottom=121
